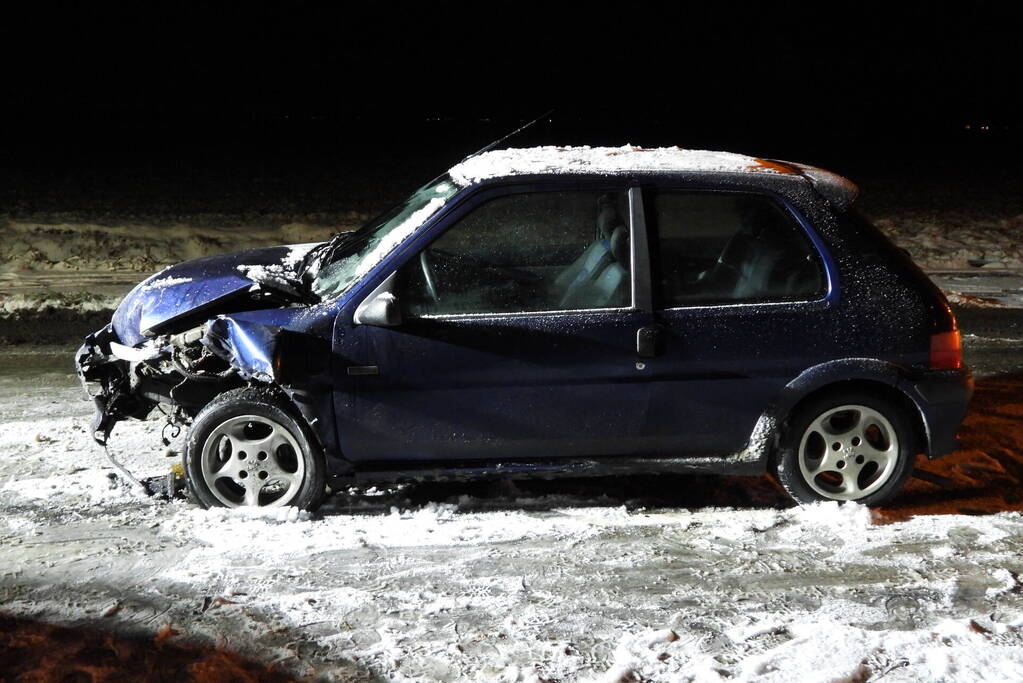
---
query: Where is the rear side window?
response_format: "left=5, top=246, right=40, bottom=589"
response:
left=649, top=191, right=826, bottom=307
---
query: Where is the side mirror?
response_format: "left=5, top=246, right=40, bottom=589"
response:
left=354, top=274, right=402, bottom=327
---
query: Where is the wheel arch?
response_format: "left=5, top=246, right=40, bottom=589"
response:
left=220, top=383, right=339, bottom=469
left=759, top=359, right=929, bottom=469
left=184, top=383, right=328, bottom=509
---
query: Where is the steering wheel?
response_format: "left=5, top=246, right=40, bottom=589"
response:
left=420, top=250, right=440, bottom=303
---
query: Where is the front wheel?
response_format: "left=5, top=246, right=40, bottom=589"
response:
left=184, top=387, right=326, bottom=510
left=774, top=392, right=916, bottom=506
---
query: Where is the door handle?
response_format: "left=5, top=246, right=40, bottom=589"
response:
left=636, top=325, right=665, bottom=359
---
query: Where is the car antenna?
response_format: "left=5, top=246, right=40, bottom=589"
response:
left=457, top=108, right=555, bottom=163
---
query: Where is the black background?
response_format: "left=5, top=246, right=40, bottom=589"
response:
left=1, top=4, right=1018, bottom=217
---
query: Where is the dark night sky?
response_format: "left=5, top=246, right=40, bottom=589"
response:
left=0, top=4, right=1018, bottom=214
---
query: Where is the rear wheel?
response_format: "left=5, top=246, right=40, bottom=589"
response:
left=775, top=392, right=916, bottom=506
left=184, top=388, right=326, bottom=510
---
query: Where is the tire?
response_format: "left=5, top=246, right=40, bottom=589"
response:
left=774, top=391, right=916, bottom=506
left=183, top=387, right=326, bottom=510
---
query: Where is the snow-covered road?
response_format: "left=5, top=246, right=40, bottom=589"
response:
left=2, top=329, right=1023, bottom=681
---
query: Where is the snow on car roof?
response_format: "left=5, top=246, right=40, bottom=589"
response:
left=448, top=145, right=797, bottom=186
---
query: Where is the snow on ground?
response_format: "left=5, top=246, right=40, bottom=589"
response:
left=0, top=217, right=356, bottom=276
left=0, top=289, right=125, bottom=316
left=2, top=337, right=1023, bottom=681
left=929, top=271, right=1023, bottom=309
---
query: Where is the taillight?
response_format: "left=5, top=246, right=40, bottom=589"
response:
left=929, top=329, right=962, bottom=370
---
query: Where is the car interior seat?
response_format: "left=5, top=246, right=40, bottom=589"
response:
left=552, top=195, right=621, bottom=307
left=559, top=225, right=630, bottom=309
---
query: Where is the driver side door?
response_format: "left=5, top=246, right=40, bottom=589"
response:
left=337, top=184, right=653, bottom=464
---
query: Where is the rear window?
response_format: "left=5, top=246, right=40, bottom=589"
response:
left=648, top=191, right=826, bottom=307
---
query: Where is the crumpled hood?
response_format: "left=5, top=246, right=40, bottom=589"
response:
left=112, top=244, right=312, bottom=346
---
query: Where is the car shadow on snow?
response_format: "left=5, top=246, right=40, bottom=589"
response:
left=0, top=612, right=303, bottom=683
left=321, top=373, right=1023, bottom=521
left=322, top=471, right=793, bottom=517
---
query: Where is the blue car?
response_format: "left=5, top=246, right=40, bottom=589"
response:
left=76, top=146, right=972, bottom=509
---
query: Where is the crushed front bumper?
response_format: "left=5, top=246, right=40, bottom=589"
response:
left=75, top=325, right=153, bottom=445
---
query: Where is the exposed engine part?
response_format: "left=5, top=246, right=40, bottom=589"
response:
left=169, top=325, right=206, bottom=348
left=158, top=405, right=188, bottom=446
left=170, top=343, right=234, bottom=383
left=109, top=340, right=162, bottom=362
left=77, top=323, right=245, bottom=445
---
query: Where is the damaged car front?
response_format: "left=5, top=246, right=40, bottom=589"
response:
left=75, top=243, right=315, bottom=446
left=75, top=174, right=462, bottom=508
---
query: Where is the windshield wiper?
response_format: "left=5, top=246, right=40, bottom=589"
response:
left=297, top=242, right=329, bottom=280
left=299, top=231, right=362, bottom=281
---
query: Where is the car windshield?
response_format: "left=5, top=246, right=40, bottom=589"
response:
left=311, top=176, right=460, bottom=300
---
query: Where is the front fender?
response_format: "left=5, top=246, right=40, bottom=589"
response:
left=203, top=317, right=279, bottom=382
left=202, top=316, right=353, bottom=477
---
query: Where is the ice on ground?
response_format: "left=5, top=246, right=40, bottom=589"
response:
left=723, top=617, right=1023, bottom=683
left=2, top=470, right=150, bottom=504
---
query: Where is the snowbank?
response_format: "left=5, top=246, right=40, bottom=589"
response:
left=0, top=291, right=123, bottom=315
left=873, top=210, right=1023, bottom=271
left=0, top=218, right=354, bottom=276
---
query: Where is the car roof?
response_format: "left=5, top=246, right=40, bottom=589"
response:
left=448, top=145, right=859, bottom=210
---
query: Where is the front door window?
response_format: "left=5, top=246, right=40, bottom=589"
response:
left=396, top=190, right=632, bottom=316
